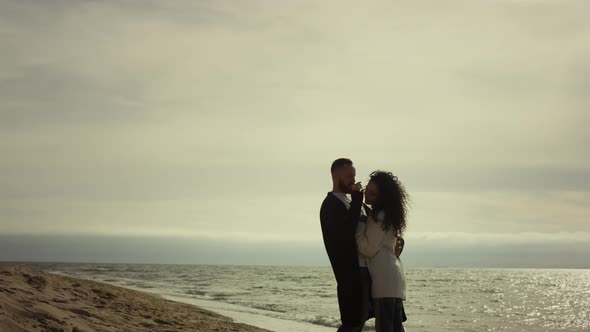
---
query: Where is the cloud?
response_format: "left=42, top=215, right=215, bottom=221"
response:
left=406, top=231, right=590, bottom=246
left=409, top=191, right=590, bottom=233
left=1, top=191, right=588, bottom=246
left=0, top=0, right=589, bottom=267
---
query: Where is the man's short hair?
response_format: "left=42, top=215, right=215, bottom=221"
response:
left=331, top=158, right=353, bottom=173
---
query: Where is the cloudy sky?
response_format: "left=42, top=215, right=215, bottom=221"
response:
left=1, top=0, right=589, bottom=267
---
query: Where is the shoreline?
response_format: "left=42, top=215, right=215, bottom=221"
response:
left=0, top=264, right=269, bottom=332
left=160, top=295, right=335, bottom=332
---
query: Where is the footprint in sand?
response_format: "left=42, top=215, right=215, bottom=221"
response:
left=0, top=286, right=16, bottom=295
left=24, top=275, right=47, bottom=290
left=68, top=308, right=94, bottom=318
left=153, top=318, right=174, bottom=326
left=72, top=327, right=92, bottom=332
left=52, top=298, right=69, bottom=303
left=91, top=289, right=116, bottom=300
left=28, top=311, right=65, bottom=326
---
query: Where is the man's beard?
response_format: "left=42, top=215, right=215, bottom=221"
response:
left=338, top=179, right=353, bottom=193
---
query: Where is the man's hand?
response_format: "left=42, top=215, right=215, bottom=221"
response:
left=395, top=237, right=405, bottom=257
left=351, top=182, right=363, bottom=192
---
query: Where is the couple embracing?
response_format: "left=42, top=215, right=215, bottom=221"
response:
left=320, top=158, right=409, bottom=332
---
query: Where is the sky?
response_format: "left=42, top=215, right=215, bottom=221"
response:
left=1, top=0, right=589, bottom=267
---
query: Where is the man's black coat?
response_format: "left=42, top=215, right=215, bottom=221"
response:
left=320, top=191, right=365, bottom=326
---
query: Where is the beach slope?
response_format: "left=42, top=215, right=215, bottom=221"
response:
left=0, top=264, right=268, bottom=332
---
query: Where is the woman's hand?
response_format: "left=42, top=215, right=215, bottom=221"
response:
left=395, top=237, right=405, bottom=257
left=351, top=182, right=363, bottom=192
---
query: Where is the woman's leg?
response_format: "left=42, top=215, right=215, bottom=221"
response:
left=374, top=298, right=404, bottom=332
left=394, top=298, right=405, bottom=332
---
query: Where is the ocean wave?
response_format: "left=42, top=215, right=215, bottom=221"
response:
left=250, top=303, right=287, bottom=313
left=79, top=268, right=115, bottom=273
left=184, top=289, right=207, bottom=296
left=303, top=315, right=340, bottom=328
left=211, top=292, right=234, bottom=300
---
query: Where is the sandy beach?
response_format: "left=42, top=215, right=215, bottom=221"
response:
left=0, top=264, right=268, bottom=332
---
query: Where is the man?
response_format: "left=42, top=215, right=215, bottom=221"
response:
left=320, top=158, right=404, bottom=331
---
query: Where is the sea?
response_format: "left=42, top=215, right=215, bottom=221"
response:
left=20, top=263, right=590, bottom=332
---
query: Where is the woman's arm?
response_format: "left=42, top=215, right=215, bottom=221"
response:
left=355, top=218, right=385, bottom=258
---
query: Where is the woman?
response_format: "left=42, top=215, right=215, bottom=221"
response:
left=356, top=171, right=409, bottom=332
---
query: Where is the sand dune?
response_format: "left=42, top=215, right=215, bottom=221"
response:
left=0, top=264, right=268, bottom=332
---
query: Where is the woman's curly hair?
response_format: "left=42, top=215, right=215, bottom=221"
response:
left=369, top=171, right=409, bottom=236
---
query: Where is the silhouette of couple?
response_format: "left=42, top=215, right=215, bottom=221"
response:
left=320, top=158, right=408, bottom=332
